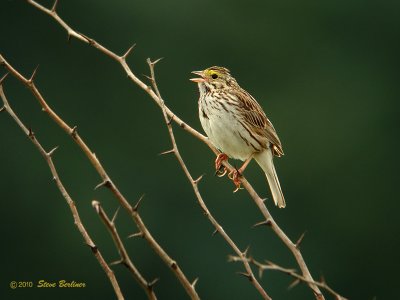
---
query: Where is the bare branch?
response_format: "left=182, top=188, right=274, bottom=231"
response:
left=0, top=85, right=124, bottom=300
left=92, top=201, right=157, bottom=300
left=146, top=58, right=271, bottom=300
left=9, top=2, right=346, bottom=298
left=0, top=54, right=199, bottom=300
left=229, top=255, right=348, bottom=300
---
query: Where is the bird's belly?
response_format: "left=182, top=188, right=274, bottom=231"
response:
left=200, top=111, right=257, bottom=161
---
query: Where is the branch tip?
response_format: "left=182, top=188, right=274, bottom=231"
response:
left=91, top=200, right=101, bottom=213
left=51, top=0, right=59, bottom=12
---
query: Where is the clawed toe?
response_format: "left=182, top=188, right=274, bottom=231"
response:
left=228, top=169, right=243, bottom=193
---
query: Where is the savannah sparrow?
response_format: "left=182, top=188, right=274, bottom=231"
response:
left=190, top=66, right=286, bottom=208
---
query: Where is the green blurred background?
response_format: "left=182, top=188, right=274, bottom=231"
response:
left=1, top=0, right=399, bottom=299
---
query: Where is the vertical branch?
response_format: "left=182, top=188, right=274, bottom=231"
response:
left=147, top=59, right=271, bottom=300
left=92, top=201, right=158, bottom=300
left=0, top=83, right=124, bottom=300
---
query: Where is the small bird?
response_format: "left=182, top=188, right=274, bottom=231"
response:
left=190, top=66, right=286, bottom=208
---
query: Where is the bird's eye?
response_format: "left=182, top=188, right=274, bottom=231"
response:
left=211, top=73, right=218, bottom=79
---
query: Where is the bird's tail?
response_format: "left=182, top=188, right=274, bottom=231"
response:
left=254, top=149, right=286, bottom=208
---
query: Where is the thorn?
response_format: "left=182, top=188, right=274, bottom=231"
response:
left=28, top=128, right=35, bottom=138
left=47, top=146, right=59, bottom=157
left=143, top=74, right=152, bottom=81
left=127, top=231, right=144, bottom=239
left=261, top=197, right=268, bottom=202
left=167, top=114, right=174, bottom=125
left=51, top=0, right=59, bottom=12
left=237, top=272, right=252, bottom=281
left=193, top=174, right=204, bottom=185
left=252, top=219, right=271, bottom=228
left=0, top=106, right=5, bottom=113
left=111, top=206, right=120, bottom=224
left=212, top=228, right=219, bottom=237
left=52, top=176, right=57, bottom=181
left=88, top=244, right=98, bottom=254
left=109, top=259, right=124, bottom=266
left=94, top=180, right=111, bottom=190
left=320, top=274, right=326, bottom=284
left=242, top=246, right=250, bottom=257
left=0, top=72, right=9, bottom=85
left=170, top=261, right=177, bottom=270
left=295, top=231, right=306, bottom=249
left=29, top=65, right=39, bottom=83
left=258, top=267, right=264, bottom=278
left=150, top=57, right=163, bottom=65
left=191, top=277, right=199, bottom=288
left=67, top=33, right=72, bottom=43
left=159, top=149, right=174, bottom=156
left=92, top=200, right=100, bottom=213
left=133, top=194, right=145, bottom=212
left=122, top=44, right=136, bottom=60
left=71, top=125, right=78, bottom=137
left=79, top=32, right=94, bottom=45
left=288, top=278, right=301, bottom=290
left=148, top=278, right=159, bottom=289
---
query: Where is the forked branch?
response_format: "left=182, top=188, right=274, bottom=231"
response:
left=92, top=201, right=158, bottom=300
left=0, top=84, right=124, bottom=300
left=0, top=55, right=199, bottom=300
left=147, top=59, right=271, bottom=299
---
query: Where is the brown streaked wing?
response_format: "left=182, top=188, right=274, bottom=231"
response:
left=234, top=88, right=284, bottom=157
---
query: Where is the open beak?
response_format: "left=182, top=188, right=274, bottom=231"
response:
left=190, top=70, right=206, bottom=83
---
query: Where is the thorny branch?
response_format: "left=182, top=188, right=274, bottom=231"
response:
left=0, top=53, right=199, bottom=300
left=147, top=58, right=271, bottom=299
left=92, top=201, right=158, bottom=300
left=0, top=84, right=124, bottom=300
left=228, top=255, right=348, bottom=300
left=2, top=0, right=348, bottom=299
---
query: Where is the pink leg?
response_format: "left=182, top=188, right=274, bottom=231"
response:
left=228, top=155, right=253, bottom=192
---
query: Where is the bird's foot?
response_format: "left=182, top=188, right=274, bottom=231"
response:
left=215, top=153, right=228, bottom=177
left=228, top=169, right=243, bottom=193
